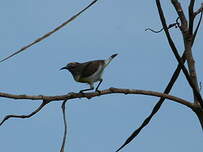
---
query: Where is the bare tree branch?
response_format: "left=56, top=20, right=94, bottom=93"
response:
left=156, top=0, right=203, bottom=107
left=194, top=3, right=203, bottom=16
left=0, top=0, right=98, bottom=63
left=0, top=100, right=48, bottom=126
left=0, top=88, right=194, bottom=108
left=171, top=0, right=201, bottom=103
left=192, top=10, right=203, bottom=45
left=172, top=0, right=202, bottom=104
left=116, top=2, right=203, bottom=151
left=60, top=100, right=68, bottom=152
left=115, top=51, right=187, bottom=152
left=171, top=0, right=188, bottom=31
left=189, top=0, right=195, bottom=34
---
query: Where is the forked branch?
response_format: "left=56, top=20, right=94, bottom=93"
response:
left=156, top=0, right=203, bottom=107
left=0, top=87, right=195, bottom=126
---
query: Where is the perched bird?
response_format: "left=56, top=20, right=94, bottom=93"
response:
left=60, top=54, right=118, bottom=93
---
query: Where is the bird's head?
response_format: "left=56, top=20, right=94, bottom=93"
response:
left=60, top=62, right=80, bottom=71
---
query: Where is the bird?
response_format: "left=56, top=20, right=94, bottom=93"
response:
left=60, top=54, right=118, bottom=93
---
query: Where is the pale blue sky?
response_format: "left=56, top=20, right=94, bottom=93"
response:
left=0, top=0, right=203, bottom=152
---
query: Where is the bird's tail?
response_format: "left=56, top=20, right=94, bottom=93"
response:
left=104, top=53, right=118, bottom=66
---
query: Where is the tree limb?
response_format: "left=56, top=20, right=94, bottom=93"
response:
left=194, top=3, right=203, bottom=16
left=115, top=51, right=187, bottom=152
left=192, top=10, right=202, bottom=45
left=0, top=88, right=194, bottom=108
left=171, top=0, right=202, bottom=104
left=0, top=0, right=98, bottom=63
left=171, top=0, right=188, bottom=31
left=115, top=1, right=203, bottom=151
left=189, top=0, right=195, bottom=34
left=156, top=0, right=203, bottom=107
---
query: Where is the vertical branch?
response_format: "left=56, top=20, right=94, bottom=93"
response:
left=156, top=0, right=203, bottom=107
left=186, top=0, right=200, bottom=103
left=115, top=2, right=203, bottom=151
left=60, top=100, right=68, bottom=152
left=171, top=0, right=188, bottom=30
left=189, top=0, right=195, bottom=34
left=171, top=0, right=201, bottom=103
left=193, top=108, right=203, bottom=130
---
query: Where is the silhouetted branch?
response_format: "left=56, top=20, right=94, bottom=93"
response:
left=0, top=0, right=98, bottom=63
left=156, top=0, right=203, bottom=107
left=116, top=1, right=203, bottom=151
left=171, top=0, right=202, bottom=103
left=171, top=0, right=188, bottom=30
left=188, top=0, right=195, bottom=34
left=115, top=51, right=187, bottom=152
left=60, top=100, right=68, bottom=152
left=145, top=27, right=163, bottom=33
left=0, top=100, right=48, bottom=126
left=192, top=10, right=202, bottom=45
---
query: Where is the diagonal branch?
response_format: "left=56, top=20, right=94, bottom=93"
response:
left=0, top=0, right=98, bottom=63
left=194, top=3, right=203, bottom=16
left=156, top=0, right=203, bottom=107
left=0, top=100, right=48, bottom=126
left=116, top=1, right=203, bottom=151
left=171, top=0, right=201, bottom=103
left=115, top=51, right=187, bottom=152
left=192, top=10, right=203, bottom=45
left=60, top=100, right=68, bottom=152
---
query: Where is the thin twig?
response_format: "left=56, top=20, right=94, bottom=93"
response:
left=145, top=20, right=179, bottom=33
left=60, top=100, right=68, bottom=152
left=0, top=100, right=48, bottom=126
left=145, top=27, right=163, bottom=33
left=0, top=0, right=98, bottom=63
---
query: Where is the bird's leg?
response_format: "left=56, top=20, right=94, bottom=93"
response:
left=95, top=79, right=103, bottom=93
left=79, top=83, right=94, bottom=93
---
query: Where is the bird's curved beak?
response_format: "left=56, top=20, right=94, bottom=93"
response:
left=59, top=67, right=67, bottom=71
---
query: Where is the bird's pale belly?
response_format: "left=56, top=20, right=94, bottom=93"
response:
left=78, top=77, right=93, bottom=83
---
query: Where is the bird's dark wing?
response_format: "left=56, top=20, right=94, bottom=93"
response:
left=80, top=60, right=104, bottom=78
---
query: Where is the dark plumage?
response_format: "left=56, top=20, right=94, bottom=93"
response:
left=60, top=54, right=118, bottom=93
